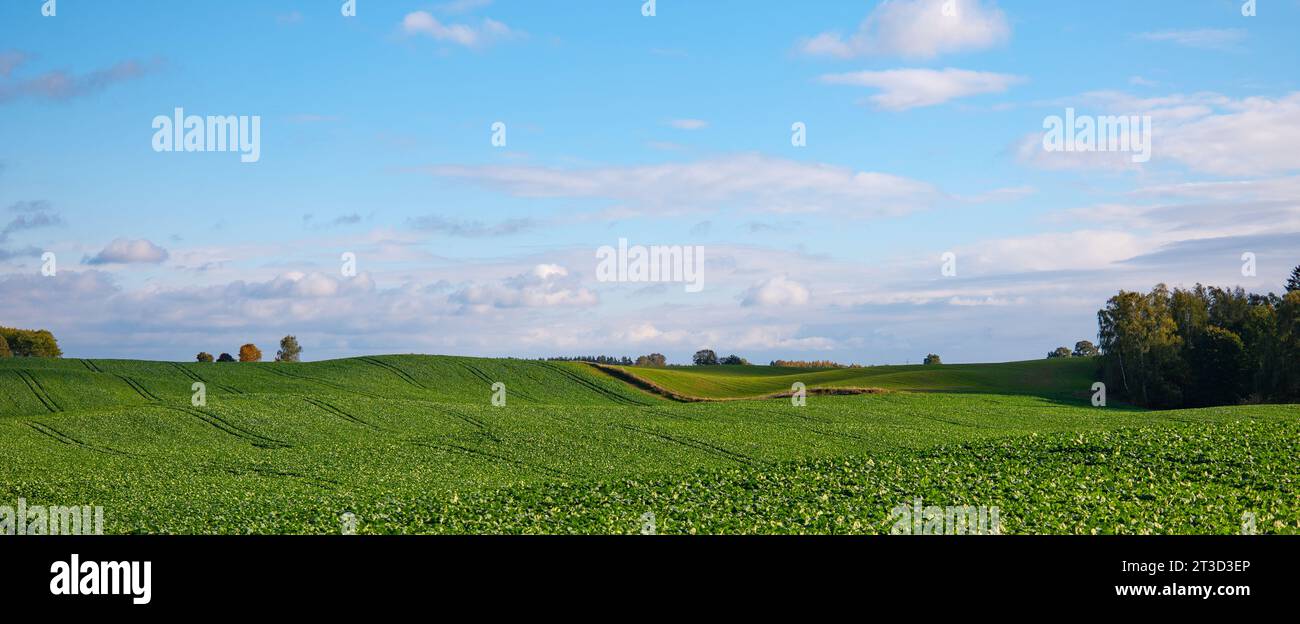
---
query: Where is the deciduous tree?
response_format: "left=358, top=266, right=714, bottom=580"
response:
left=276, top=335, right=302, bottom=362
left=238, top=344, right=262, bottom=362
left=692, top=349, right=718, bottom=366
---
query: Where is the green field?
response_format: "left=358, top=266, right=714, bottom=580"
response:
left=606, top=358, right=1100, bottom=400
left=1, top=356, right=1295, bottom=534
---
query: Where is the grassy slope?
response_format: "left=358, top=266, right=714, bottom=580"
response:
left=0, top=355, right=658, bottom=418
left=0, top=355, right=1294, bottom=534
left=610, top=357, right=1099, bottom=400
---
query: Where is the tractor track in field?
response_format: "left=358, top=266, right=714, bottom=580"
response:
left=206, top=462, right=339, bottom=490
left=909, top=413, right=990, bottom=430
left=164, top=406, right=291, bottom=449
left=79, top=359, right=103, bottom=373
left=115, top=375, right=161, bottom=402
left=261, top=366, right=383, bottom=399
left=26, top=422, right=133, bottom=456
left=455, top=361, right=542, bottom=403
left=15, top=370, right=62, bottom=412
left=456, top=360, right=496, bottom=386
left=438, top=406, right=501, bottom=442
left=358, top=357, right=427, bottom=389
left=27, top=417, right=330, bottom=488
left=171, top=363, right=245, bottom=396
left=302, top=397, right=384, bottom=432
left=408, top=440, right=573, bottom=479
left=615, top=423, right=761, bottom=467
left=542, top=362, right=651, bottom=406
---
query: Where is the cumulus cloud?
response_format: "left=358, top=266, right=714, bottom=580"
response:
left=450, top=264, right=597, bottom=311
left=420, top=153, right=940, bottom=217
left=820, top=68, right=1024, bottom=111
left=83, top=238, right=169, bottom=265
left=227, top=271, right=375, bottom=299
left=799, top=0, right=1010, bottom=59
left=742, top=276, right=811, bottom=307
left=401, top=11, right=518, bottom=48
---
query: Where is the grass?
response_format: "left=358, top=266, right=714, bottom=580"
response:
left=0, top=355, right=1294, bottom=534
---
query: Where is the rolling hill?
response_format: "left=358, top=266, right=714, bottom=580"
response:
left=601, top=358, right=1099, bottom=401
left=0, top=355, right=1294, bottom=534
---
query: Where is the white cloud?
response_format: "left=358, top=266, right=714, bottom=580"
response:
left=451, top=264, right=596, bottom=311
left=958, top=230, right=1146, bottom=273
left=799, top=0, right=1010, bottom=59
left=1162, top=93, right=1300, bottom=176
left=820, top=68, right=1024, bottom=111
left=948, top=296, right=1026, bottom=306
left=730, top=326, right=837, bottom=351
left=83, top=238, right=169, bottom=265
left=742, top=276, right=810, bottom=307
left=421, top=153, right=940, bottom=217
left=1017, top=91, right=1300, bottom=176
left=401, top=11, right=518, bottom=48
left=1138, top=29, right=1245, bottom=50
left=532, top=263, right=567, bottom=280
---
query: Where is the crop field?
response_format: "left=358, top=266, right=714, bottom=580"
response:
left=608, top=357, right=1100, bottom=400
left=0, top=355, right=1295, bottom=534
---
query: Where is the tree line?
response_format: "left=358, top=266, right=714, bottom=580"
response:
left=197, top=336, right=302, bottom=363
left=1046, top=340, right=1099, bottom=359
left=1096, top=265, right=1300, bottom=408
left=0, top=327, right=62, bottom=358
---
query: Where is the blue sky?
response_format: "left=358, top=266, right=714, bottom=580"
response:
left=2, top=0, right=1299, bottom=363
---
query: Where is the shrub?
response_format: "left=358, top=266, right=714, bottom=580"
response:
left=720, top=354, right=749, bottom=365
left=923, top=354, right=942, bottom=365
left=1047, top=347, right=1072, bottom=358
left=1072, top=340, right=1099, bottom=357
left=196, top=352, right=214, bottom=363
left=217, top=353, right=235, bottom=362
left=0, top=335, right=10, bottom=358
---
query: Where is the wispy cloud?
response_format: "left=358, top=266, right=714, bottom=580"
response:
left=1, top=201, right=61, bottom=244
left=418, top=153, right=941, bottom=217
left=407, top=215, right=538, bottom=237
left=666, top=119, right=708, bottom=130
left=435, top=0, right=493, bottom=14
left=820, top=68, right=1024, bottom=111
left=0, top=58, right=161, bottom=103
left=1138, top=29, right=1246, bottom=50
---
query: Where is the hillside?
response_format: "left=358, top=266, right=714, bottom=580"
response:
left=605, top=357, right=1099, bottom=401
left=0, top=355, right=659, bottom=418
left=0, top=354, right=1294, bottom=534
